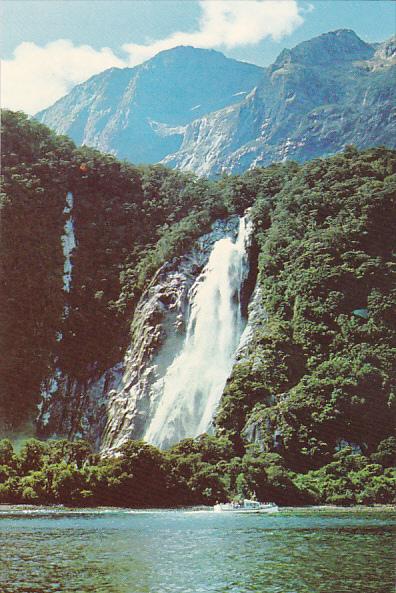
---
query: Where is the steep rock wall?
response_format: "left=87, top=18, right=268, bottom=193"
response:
left=163, top=33, right=396, bottom=177
left=37, top=216, right=257, bottom=451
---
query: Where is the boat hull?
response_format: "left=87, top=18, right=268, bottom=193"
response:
left=213, top=502, right=279, bottom=513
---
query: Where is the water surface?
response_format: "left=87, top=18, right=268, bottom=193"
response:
left=1, top=506, right=394, bottom=593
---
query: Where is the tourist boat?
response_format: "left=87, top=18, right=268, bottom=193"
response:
left=213, top=499, right=279, bottom=513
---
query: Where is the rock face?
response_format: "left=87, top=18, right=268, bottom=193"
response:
left=37, top=216, right=255, bottom=452
left=222, top=283, right=278, bottom=452
left=163, top=31, right=396, bottom=176
left=370, top=36, right=396, bottom=68
left=36, top=31, right=395, bottom=176
left=102, top=216, right=254, bottom=452
left=234, top=285, right=267, bottom=362
left=35, top=46, right=263, bottom=164
left=37, top=366, right=123, bottom=450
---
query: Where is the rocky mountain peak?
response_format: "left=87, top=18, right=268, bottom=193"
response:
left=164, top=31, right=395, bottom=178
left=273, top=29, right=374, bottom=69
left=373, top=36, right=396, bottom=61
left=147, top=45, right=228, bottom=64
left=35, top=29, right=394, bottom=175
left=36, top=45, right=263, bottom=164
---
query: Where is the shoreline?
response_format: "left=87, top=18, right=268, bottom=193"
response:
left=0, top=503, right=395, bottom=513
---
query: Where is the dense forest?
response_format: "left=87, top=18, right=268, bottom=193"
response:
left=0, top=436, right=395, bottom=506
left=1, top=110, right=227, bottom=428
left=217, top=145, right=396, bottom=471
left=0, top=110, right=395, bottom=506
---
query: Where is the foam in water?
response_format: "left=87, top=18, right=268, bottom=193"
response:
left=144, top=216, right=251, bottom=449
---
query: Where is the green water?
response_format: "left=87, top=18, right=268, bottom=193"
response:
left=0, top=507, right=394, bottom=593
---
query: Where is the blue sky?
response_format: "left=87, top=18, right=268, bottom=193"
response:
left=2, top=1, right=395, bottom=114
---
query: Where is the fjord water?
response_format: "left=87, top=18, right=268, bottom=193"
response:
left=1, top=508, right=394, bottom=593
left=144, top=217, right=251, bottom=449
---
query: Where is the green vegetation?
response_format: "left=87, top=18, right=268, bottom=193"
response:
left=0, top=436, right=394, bottom=506
left=1, top=111, right=395, bottom=506
left=216, top=145, right=396, bottom=475
left=1, top=111, right=226, bottom=428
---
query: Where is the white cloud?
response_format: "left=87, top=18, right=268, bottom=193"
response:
left=2, top=1, right=304, bottom=115
left=2, top=40, right=124, bottom=114
left=123, top=1, right=304, bottom=65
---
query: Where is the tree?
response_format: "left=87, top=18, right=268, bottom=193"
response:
left=17, top=439, right=47, bottom=474
left=0, top=439, right=15, bottom=467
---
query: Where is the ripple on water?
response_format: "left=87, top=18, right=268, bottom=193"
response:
left=0, top=508, right=395, bottom=593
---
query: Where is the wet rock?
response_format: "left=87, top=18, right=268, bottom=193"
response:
left=100, top=216, right=242, bottom=452
left=36, top=217, right=243, bottom=452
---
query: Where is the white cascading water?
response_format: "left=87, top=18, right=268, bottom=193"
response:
left=61, top=191, right=76, bottom=293
left=39, top=192, right=76, bottom=417
left=56, top=191, right=76, bottom=341
left=144, top=216, right=252, bottom=449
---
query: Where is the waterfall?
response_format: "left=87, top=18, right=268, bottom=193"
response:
left=56, top=191, right=76, bottom=342
left=61, top=191, right=75, bottom=293
left=143, top=216, right=252, bottom=449
left=38, top=192, right=76, bottom=420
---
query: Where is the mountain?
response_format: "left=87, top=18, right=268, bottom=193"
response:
left=36, top=30, right=396, bottom=176
left=164, top=30, right=396, bottom=176
left=36, top=46, right=264, bottom=164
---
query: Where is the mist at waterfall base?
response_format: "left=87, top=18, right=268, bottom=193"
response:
left=144, top=216, right=251, bottom=449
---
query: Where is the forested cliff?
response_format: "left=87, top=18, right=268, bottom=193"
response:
left=1, top=110, right=395, bottom=506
